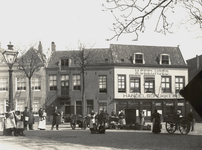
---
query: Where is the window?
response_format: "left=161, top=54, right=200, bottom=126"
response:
left=61, top=75, right=69, bottom=95
left=135, top=54, right=143, bottom=64
left=87, top=100, right=93, bottom=114
left=99, top=102, right=107, bottom=111
left=99, top=76, right=107, bottom=93
left=33, top=99, right=40, bottom=114
left=73, top=75, right=81, bottom=90
left=161, top=54, right=170, bottom=64
left=130, top=77, right=140, bottom=93
left=161, top=76, right=171, bottom=93
left=31, top=77, right=41, bottom=91
left=0, top=78, right=8, bottom=91
left=17, top=77, right=26, bottom=91
left=175, top=76, right=185, bottom=93
left=49, top=75, right=57, bottom=91
left=144, top=77, right=154, bottom=93
left=16, top=99, right=26, bottom=112
left=61, top=59, right=69, bottom=67
left=118, top=75, right=126, bottom=93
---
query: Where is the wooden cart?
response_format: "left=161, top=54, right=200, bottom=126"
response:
left=70, top=114, right=88, bottom=130
left=164, top=115, right=191, bottom=135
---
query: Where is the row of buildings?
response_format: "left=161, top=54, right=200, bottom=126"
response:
left=0, top=42, right=201, bottom=122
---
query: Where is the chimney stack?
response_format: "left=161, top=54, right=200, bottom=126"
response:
left=51, top=42, right=56, bottom=52
left=7, top=42, right=14, bottom=50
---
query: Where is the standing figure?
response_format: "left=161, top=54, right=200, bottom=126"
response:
left=51, top=106, right=61, bottom=130
left=28, top=107, right=35, bottom=130
left=4, top=107, right=17, bottom=136
left=187, top=108, right=195, bottom=132
left=118, top=110, right=126, bottom=126
left=151, top=109, right=161, bottom=134
left=38, top=108, right=47, bottom=130
left=22, top=107, right=29, bottom=131
left=89, top=110, right=96, bottom=129
left=140, top=110, right=145, bottom=130
left=60, top=111, right=64, bottom=124
left=14, top=110, right=25, bottom=136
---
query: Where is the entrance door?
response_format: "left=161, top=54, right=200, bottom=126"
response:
left=61, top=81, right=69, bottom=95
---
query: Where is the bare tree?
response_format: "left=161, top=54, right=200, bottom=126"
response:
left=16, top=42, right=46, bottom=111
left=103, top=0, right=202, bottom=41
left=69, top=43, right=92, bottom=116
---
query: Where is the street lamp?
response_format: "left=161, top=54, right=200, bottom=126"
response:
left=2, top=42, right=18, bottom=111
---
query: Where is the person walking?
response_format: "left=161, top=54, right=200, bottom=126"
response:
left=22, top=107, right=29, bottom=131
left=151, top=109, right=161, bottom=134
left=51, top=106, right=61, bottom=130
left=38, top=108, right=47, bottom=130
left=28, top=107, right=35, bottom=130
left=187, top=108, right=195, bottom=132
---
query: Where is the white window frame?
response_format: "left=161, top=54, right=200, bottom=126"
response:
left=16, top=77, right=26, bottom=91
left=0, top=77, right=8, bottom=92
left=133, top=53, right=145, bottom=64
left=160, top=54, right=171, bottom=65
left=31, top=77, right=41, bottom=91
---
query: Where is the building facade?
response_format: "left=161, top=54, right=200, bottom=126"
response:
left=0, top=43, right=46, bottom=114
left=45, top=43, right=189, bottom=122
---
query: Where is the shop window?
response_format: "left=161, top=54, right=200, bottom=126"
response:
left=175, top=76, right=185, bottom=93
left=130, top=77, right=140, bottom=93
left=73, top=75, right=81, bottom=90
left=99, top=76, right=107, bottom=93
left=161, top=76, right=171, bottom=93
left=144, top=77, right=154, bottom=93
left=0, top=78, right=8, bottom=91
left=49, top=75, right=57, bottom=91
left=99, top=102, right=107, bottom=111
left=165, top=102, right=175, bottom=115
left=118, top=75, right=126, bottom=93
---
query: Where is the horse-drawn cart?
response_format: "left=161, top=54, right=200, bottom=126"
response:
left=164, top=115, right=190, bottom=135
left=70, top=114, right=89, bottom=130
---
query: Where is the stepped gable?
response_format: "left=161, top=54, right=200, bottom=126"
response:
left=110, top=44, right=187, bottom=66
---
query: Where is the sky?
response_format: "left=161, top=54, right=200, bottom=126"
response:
left=0, top=0, right=201, bottom=61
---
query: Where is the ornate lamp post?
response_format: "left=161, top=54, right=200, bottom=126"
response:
left=2, top=42, right=18, bottom=111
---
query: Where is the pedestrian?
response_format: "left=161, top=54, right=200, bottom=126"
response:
left=60, top=110, right=64, bottom=124
left=89, top=110, right=96, bottom=129
left=22, top=106, right=29, bottom=131
left=187, top=108, right=195, bottom=132
left=140, top=110, right=145, bottom=130
left=111, top=109, right=116, bottom=117
left=4, top=107, right=17, bottom=136
left=38, top=108, right=47, bottom=130
left=118, top=109, right=126, bottom=126
left=14, top=110, right=25, bottom=136
left=51, top=106, right=61, bottom=130
left=28, top=107, right=35, bottom=130
left=151, top=109, right=161, bottom=134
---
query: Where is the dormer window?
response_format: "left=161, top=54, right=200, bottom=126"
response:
left=133, top=53, right=145, bottom=64
left=160, top=54, right=171, bottom=65
left=60, top=58, right=70, bottom=71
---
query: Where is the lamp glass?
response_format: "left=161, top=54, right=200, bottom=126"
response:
left=3, top=50, right=18, bottom=68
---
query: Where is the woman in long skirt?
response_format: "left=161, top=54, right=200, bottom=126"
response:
left=38, top=109, right=46, bottom=130
left=151, top=109, right=161, bottom=133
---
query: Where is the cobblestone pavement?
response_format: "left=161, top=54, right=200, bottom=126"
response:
left=0, top=122, right=202, bottom=150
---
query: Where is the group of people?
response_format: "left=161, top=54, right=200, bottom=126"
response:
left=4, top=106, right=35, bottom=136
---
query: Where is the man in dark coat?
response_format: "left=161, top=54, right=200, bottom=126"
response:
left=28, top=107, right=35, bottom=130
left=151, top=109, right=161, bottom=133
left=51, top=106, right=61, bottom=130
left=187, top=108, right=195, bottom=132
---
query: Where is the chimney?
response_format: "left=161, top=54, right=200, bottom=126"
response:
left=7, top=42, right=14, bottom=50
left=196, top=55, right=199, bottom=69
left=51, top=42, right=56, bottom=52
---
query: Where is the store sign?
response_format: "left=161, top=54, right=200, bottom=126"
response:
left=134, top=69, right=169, bottom=75
left=123, top=93, right=182, bottom=99
left=177, top=103, right=184, bottom=106
left=166, top=103, right=174, bottom=106
left=155, top=103, right=162, bottom=106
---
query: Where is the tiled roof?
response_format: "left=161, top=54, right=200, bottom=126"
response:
left=47, top=44, right=187, bottom=68
left=110, top=44, right=186, bottom=66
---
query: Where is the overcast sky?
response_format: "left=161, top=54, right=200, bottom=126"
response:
left=0, top=0, right=201, bottom=61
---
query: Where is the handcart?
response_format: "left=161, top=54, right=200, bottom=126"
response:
left=70, top=114, right=87, bottom=130
left=164, top=114, right=190, bottom=135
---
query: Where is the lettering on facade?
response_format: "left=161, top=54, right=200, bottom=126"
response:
left=134, top=69, right=169, bottom=75
left=123, top=93, right=182, bottom=99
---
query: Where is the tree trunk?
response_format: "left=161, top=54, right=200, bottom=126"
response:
left=82, top=71, right=85, bottom=117
left=29, top=78, right=32, bottom=112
